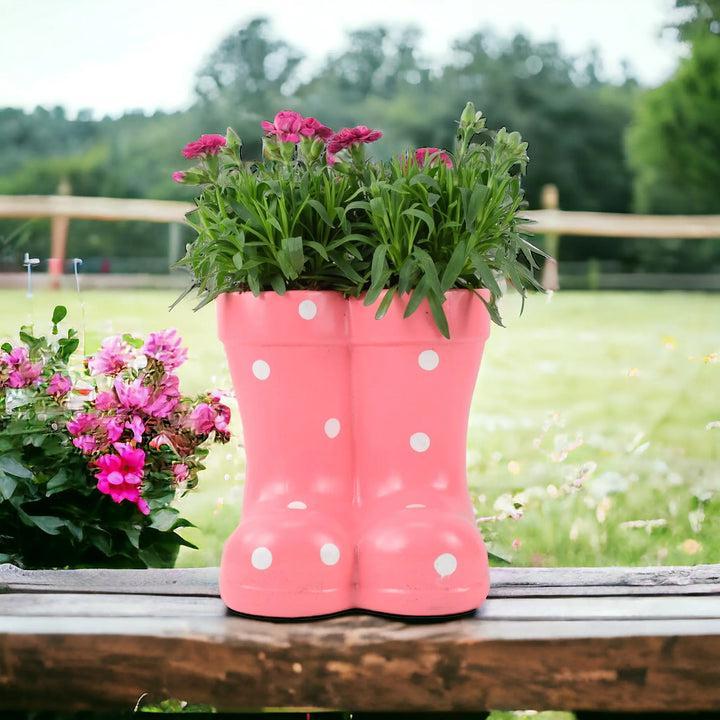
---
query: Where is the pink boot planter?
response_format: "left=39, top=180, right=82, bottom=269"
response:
left=218, top=289, right=491, bottom=618
left=173, top=103, right=542, bottom=618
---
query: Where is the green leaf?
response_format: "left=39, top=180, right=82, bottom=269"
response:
left=25, top=514, right=65, bottom=535
left=281, top=236, right=305, bottom=275
left=440, top=241, right=467, bottom=292
left=427, top=290, right=450, bottom=339
left=402, top=208, right=435, bottom=235
left=51, top=305, right=67, bottom=325
left=305, top=241, right=329, bottom=261
left=1, top=342, right=12, bottom=353
left=404, top=276, right=430, bottom=318
left=307, top=199, right=333, bottom=227
left=471, top=253, right=502, bottom=298
left=370, top=245, right=388, bottom=289
left=46, top=469, right=71, bottom=496
left=150, top=508, right=180, bottom=532
left=375, top=288, right=395, bottom=319
left=0, top=456, right=33, bottom=479
left=232, top=252, right=243, bottom=270
left=464, top=184, right=488, bottom=230
left=270, top=274, right=287, bottom=295
left=0, top=473, right=18, bottom=500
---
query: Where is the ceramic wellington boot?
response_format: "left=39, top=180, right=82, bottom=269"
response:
left=217, top=291, right=354, bottom=617
left=351, top=290, right=492, bottom=616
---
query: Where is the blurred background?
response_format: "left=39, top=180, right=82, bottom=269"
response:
left=0, top=0, right=718, bottom=568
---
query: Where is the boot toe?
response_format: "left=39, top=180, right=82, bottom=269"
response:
left=355, top=508, right=489, bottom=616
left=220, top=509, right=353, bottom=617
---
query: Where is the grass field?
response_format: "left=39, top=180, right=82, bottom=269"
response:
left=2, top=288, right=718, bottom=569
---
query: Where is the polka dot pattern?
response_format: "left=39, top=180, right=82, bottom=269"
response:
left=298, top=299, right=318, bottom=320
left=324, top=418, right=341, bottom=439
left=409, top=432, right=431, bottom=453
left=287, top=501, right=307, bottom=510
left=251, top=546, right=273, bottom=570
left=252, top=359, right=270, bottom=381
left=434, top=552, right=457, bottom=578
left=418, top=349, right=439, bottom=371
left=320, top=543, right=340, bottom=566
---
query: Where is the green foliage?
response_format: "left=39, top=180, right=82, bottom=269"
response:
left=0, top=308, right=208, bottom=569
left=176, top=104, right=543, bottom=336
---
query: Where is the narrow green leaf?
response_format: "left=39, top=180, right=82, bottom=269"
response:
left=402, top=208, right=435, bottom=235
left=375, top=288, right=395, bottom=319
left=427, top=290, right=450, bottom=339
left=270, top=274, right=287, bottom=294
left=440, top=241, right=467, bottom=292
left=404, top=276, right=430, bottom=318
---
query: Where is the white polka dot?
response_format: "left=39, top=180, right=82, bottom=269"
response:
left=320, top=543, right=340, bottom=566
left=251, top=546, right=273, bottom=570
left=324, top=418, right=341, bottom=439
left=252, top=359, right=270, bottom=380
left=298, top=299, right=317, bottom=320
left=410, top=432, right=431, bottom=452
left=287, top=501, right=307, bottom=510
left=434, top=553, right=457, bottom=578
left=418, top=349, right=440, bottom=371
left=406, top=503, right=426, bottom=509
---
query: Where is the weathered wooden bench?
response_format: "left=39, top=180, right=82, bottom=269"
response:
left=1, top=563, right=719, bottom=717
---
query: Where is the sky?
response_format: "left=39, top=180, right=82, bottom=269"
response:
left=1, top=0, right=684, bottom=119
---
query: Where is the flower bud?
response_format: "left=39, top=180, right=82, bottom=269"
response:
left=225, top=127, right=242, bottom=152
left=262, top=137, right=282, bottom=161
left=460, top=102, right=476, bottom=127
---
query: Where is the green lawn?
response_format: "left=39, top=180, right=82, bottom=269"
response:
left=2, top=289, right=718, bottom=568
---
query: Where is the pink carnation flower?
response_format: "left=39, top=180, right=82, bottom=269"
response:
left=67, top=412, right=97, bottom=436
left=327, top=125, right=383, bottom=162
left=73, top=435, right=97, bottom=454
left=182, top=134, right=226, bottom=159
left=125, top=415, right=145, bottom=443
left=172, top=463, right=189, bottom=483
left=261, top=110, right=305, bottom=143
left=172, top=171, right=186, bottom=183
left=300, top=116, right=333, bottom=141
left=188, top=399, right=231, bottom=439
left=415, top=147, right=453, bottom=169
left=87, top=336, right=131, bottom=376
left=142, top=329, right=188, bottom=371
left=94, top=390, right=117, bottom=411
left=94, top=442, right=148, bottom=513
left=47, top=373, right=72, bottom=398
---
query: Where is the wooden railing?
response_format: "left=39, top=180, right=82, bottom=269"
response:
left=2, top=187, right=720, bottom=289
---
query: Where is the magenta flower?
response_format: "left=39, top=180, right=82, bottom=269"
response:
left=94, top=442, right=148, bottom=513
left=87, top=336, right=131, bottom=376
left=67, top=412, right=97, bottom=436
left=149, top=433, right=174, bottom=451
left=415, top=147, right=453, bottom=169
left=94, top=390, right=117, bottom=411
left=104, top=416, right=124, bottom=443
left=114, top=377, right=151, bottom=411
left=73, top=435, right=97, bottom=454
left=182, top=134, right=227, bottom=159
left=3, top=347, right=42, bottom=388
left=327, top=125, right=383, bottom=162
left=145, top=374, right=181, bottom=418
left=188, top=399, right=231, bottom=438
left=126, top=415, right=145, bottom=443
left=172, top=171, right=186, bottom=183
left=172, top=463, right=189, bottom=483
left=142, top=329, right=188, bottom=371
left=47, top=373, right=72, bottom=398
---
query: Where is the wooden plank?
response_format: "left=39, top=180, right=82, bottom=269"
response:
left=2, top=563, right=719, bottom=598
left=1, top=612, right=719, bottom=711
left=3, top=593, right=720, bottom=622
left=2, top=195, right=720, bottom=238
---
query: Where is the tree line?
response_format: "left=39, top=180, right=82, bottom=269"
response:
left=1, top=0, right=719, bottom=274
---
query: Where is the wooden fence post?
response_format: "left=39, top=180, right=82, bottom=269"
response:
left=49, top=178, right=71, bottom=290
left=540, top=183, right=560, bottom=291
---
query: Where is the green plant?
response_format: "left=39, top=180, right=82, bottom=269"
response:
left=174, top=103, right=544, bottom=336
left=0, top=307, right=231, bottom=569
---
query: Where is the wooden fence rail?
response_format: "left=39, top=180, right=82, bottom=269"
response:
left=2, top=188, right=720, bottom=290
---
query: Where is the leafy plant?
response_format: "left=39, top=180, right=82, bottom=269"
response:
left=174, top=103, right=544, bottom=337
left=0, top=307, right=231, bottom=569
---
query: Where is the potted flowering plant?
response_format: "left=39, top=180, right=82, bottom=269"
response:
left=0, top=307, right=231, bottom=569
left=174, top=103, right=543, bottom=617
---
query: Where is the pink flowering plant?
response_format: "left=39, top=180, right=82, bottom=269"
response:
left=174, top=102, right=544, bottom=335
left=0, top=307, right=231, bottom=569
